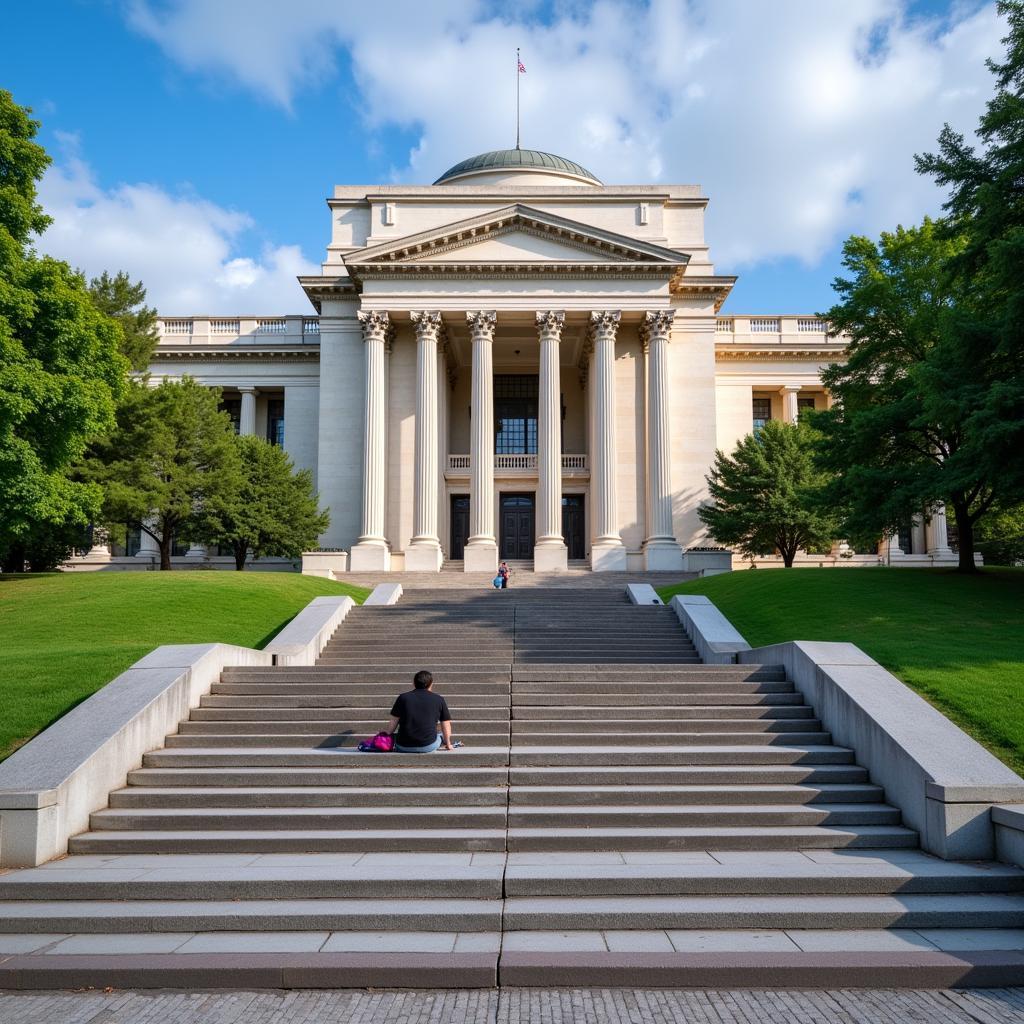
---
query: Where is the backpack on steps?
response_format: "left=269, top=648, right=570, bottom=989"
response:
left=357, top=731, right=395, bottom=752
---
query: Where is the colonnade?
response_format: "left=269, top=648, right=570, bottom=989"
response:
left=347, top=309, right=684, bottom=573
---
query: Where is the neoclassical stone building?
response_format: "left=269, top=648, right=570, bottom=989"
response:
left=136, top=148, right=955, bottom=573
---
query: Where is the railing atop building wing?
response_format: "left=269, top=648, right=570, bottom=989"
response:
left=447, top=454, right=588, bottom=474
left=155, top=316, right=321, bottom=344
left=714, top=315, right=842, bottom=344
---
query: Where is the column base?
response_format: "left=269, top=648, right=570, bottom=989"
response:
left=927, top=546, right=954, bottom=558
left=643, top=540, right=684, bottom=571
left=533, top=542, right=568, bottom=573
left=463, top=541, right=498, bottom=574
left=591, top=541, right=628, bottom=572
left=83, top=546, right=112, bottom=562
left=404, top=543, right=443, bottom=572
left=349, top=541, right=392, bottom=572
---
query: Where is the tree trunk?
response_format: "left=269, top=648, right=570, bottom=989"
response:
left=953, top=504, right=978, bottom=573
left=234, top=544, right=247, bottom=571
left=159, top=535, right=172, bottom=571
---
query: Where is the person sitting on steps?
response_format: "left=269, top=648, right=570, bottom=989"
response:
left=498, top=561, right=511, bottom=589
left=384, top=669, right=455, bottom=753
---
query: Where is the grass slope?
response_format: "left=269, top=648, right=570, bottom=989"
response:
left=0, top=572, right=369, bottom=761
left=658, top=568, right=1024, bottom=775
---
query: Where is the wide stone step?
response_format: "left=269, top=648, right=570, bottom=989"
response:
left=506, top=803, right=901, bottom=828
left=127, top=766, right=511, bottom=787
left=223, top=669, right=512, bottom=683
left=176, top=721, right=511, bottom=736
left=203, top=694, right=509, bottom=709
left=507, top=784, right=884, bottom=806
left=89, top=806, right=509, bottom=831
left=500, top=893, right=1024, bottom=930
left=513, top=693, right=805, bottom=706
left=0, top=897, right=502, bottom=934
left=505, top=824, right=918, bottom=852
left=68, top=829, right=507, bottom=854
left=504, top=851, right=1024, bottom=896
left=512, top=681, right=794, bottom=693
left=513, top=719, right=824, bottom=734
left=142, top=748, right=511, bottom=768
left=511, top=666, right=786, bottom=681
left=512, top=705, right=816, bottom=720
left=192, top=706, right=511, bottom=721
left=213, top=682, right=511, bottom=695
left=164, top=733, right=498, bottom=748
left=111, top=786, right=509, bottom=808
left=0, top=853, right=506, bottom=901
left=508, top=745, right=855, bottom=766
left=509, top=764, right=871, bottom=785
left=502, top=731, right=834, bottom=747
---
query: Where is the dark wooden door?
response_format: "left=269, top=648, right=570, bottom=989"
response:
left=450, top=495, right=470, bottom=560
left=561, top=495, right=586, bottom=560
left=500, top=494, right=535, bottom=560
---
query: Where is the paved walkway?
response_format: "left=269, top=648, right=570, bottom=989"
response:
left=2, top=987, right=1024, bottom=1023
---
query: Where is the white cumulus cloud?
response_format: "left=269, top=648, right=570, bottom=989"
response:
left=37, top=135, right=318, bottom=313
left=127, top=0, right=1006, bottom=273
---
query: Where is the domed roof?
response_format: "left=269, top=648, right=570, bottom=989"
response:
left=433, top=148, right=601, bottom=186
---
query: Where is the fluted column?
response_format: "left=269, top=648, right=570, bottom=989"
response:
left=464, top=311, right=498, bottom=573
left=238, top=387, right=257, bottom=436
left=926, top=504, right=954, bottom=559
left=589, top=310, right=627, bottom=571
left=349, top=310, right=391, bottom=571
left=642, top=311, right=683, bottom=570
left=535, top=311, right=568, bottom=571
left=406, top=311, right=444, bottom=571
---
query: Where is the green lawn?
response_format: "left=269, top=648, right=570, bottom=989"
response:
left=0, top=572, right=369, bottom=761
left=658, top=568, right=1024, bottom=775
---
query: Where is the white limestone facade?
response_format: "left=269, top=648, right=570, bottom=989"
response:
left=119, top=149, right=958, bottom=573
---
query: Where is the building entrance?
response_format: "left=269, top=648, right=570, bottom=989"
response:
left=450, top=495, right=470, bottom=560
left=561, top=495, right=586, bottom=560
left=500, top=493, right=535, bottom=560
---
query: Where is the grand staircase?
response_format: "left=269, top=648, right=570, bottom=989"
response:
left=1, top=587, right=1023, bottom=988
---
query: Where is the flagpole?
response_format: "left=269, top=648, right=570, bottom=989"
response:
left=516, top=47, right=521, bottom=149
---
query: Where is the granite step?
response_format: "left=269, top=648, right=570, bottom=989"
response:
left=127, top=766, right=511, bottom=787
left=203, top=694, right=509, bottom=708
left=505, top=804, right=902, bottom=828
left=111, top=786, right=509, bottom=808
left=141, top=747, right=511, bottom=768
left=505, top=825, right=919, bottom=852
left=506, top=784, right=885, bottom=806
left=502, top=731, right=835, bottom=747
left=511, top=705, right=816, bottom=720
left=500, top=893, right=1024, bottom=931
left=512, top=718, right=825, bottom=733
left=508, top=764, right=872, bottom=785
left=0, top=897, right=503, bottom=933
left=508, top=745, right=855, bottom=766
left=164, top=732, right=497, bottom=748
left=88, top=806, right=509, bottom=831
left=68, top=829, right=508, bottom=854
left=192, top=706, right=511, bottom=721
left=175, top=721, right=511, bottom=736
left=512, top=693, right=805, bottom=706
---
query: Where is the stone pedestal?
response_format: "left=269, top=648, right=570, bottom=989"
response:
left=349, top=541, right=391, bottom=572
left=534, top=311, right=568, bottom=572
left=404, top=544, right=443, bottom=572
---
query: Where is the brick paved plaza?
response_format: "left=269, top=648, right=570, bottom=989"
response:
left=4, top=987, right=1024, bottom=1023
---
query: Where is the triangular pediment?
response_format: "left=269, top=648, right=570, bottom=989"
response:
left=345, top=204, right=691, bottom=270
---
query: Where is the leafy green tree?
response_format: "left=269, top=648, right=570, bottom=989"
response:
left=199, top=435, right=329, bottom=570
left=0, top=90, right=127, bottom=569
left=698, top=420, right=839, bottom=567
left=817, top=219, right=1004, bottom=572
left=88, top=271, right=158, bottom=371
left=973, top=504, right=1024, bottom=567
left=86, top=377, right=241, bottom=570
left=915, top=0, right=1024, bottom=508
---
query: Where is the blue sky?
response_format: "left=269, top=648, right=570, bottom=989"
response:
left=4, top=0, right=1005, bottom=314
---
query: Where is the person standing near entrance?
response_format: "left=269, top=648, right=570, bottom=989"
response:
left=498, top=561, right=511, bottom=589
left=384, top=670, right=454, bottom=752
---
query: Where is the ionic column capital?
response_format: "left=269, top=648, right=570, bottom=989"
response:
left=536, top=310, right=565, bottom=340
left=357, top=310, right=391, bottom=344
left=411, top=310, right=445, bottom=344
left=466, top=310, right=497, bottom=341
left=641, top=310, right=676, bottom=352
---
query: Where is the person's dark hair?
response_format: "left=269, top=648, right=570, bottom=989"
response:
left=413, top=670, right=433, bottom=690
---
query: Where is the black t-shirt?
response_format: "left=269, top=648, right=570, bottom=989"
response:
left=390, top=689, right=452, bottom=748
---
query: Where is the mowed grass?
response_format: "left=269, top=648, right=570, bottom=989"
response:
left=0, top=572, right=369, bottom=761
left=658, top=568, right=1024, bottom=775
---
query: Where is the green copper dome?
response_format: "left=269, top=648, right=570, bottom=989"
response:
left=433, top=148, right=601, bottom=185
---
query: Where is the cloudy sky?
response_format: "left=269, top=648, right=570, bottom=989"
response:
left=5, top=0, right=1006, bottom=314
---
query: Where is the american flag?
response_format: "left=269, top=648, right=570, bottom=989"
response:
left=518, top=59, right=526, bottom=73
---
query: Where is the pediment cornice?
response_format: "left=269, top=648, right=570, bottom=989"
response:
left=343, top=204, right=691, bottom=286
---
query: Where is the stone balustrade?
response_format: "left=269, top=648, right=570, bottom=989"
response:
left=446, top=454, right=588, bottom=475
left=156, top=315, right=321, bottom=344
left=714, top=315, right=845, bottom=345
